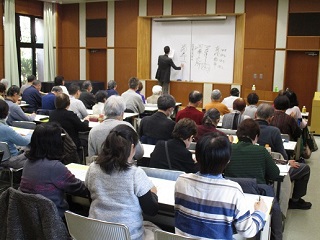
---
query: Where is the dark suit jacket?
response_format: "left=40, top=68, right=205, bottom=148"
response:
left=155, top=54, right=181, bottom=83
left=79, top=91, right=96, bottom=109
left=22, top=85, right=42, bottom=113
left=49, top=109, right=90, bottom=148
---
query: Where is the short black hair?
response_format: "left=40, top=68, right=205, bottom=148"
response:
left=95, top=90, right=108, bottom=103
left=164, top=46, right=170, bottom=54
left=230, top=88, right=240, bottom=97
left=157, top=94, right=176, bottom=111
left=172, top=118, right=197, bottom=140
left=32, top=80, right=41, bottom=86
left=284, top=90, right=299, bottom=108
left=6, top=85, right=20, bottom=97
left=189, top=91, right=203, bottom=104
left=27, top=75, right=36, bottom=83
left=196, top=132, right=231, bottom=175
left=68, top=83, right=80, bottom=95
left=107, top=80, right=117, bottom=90
left=274, top=95, right=290, bottom=111
left=0, top=99, right=9, bottom=119
left=247, top=93, right=259, bottom=105
left=236, top=118, right=260, bottom=140
left=128, top=77, right=139, bottom=89
left=0, top=83, right=5, bottom=93
left=55, top=93, right=70, bottom=109
left=54, top=76, right=64, bottom=86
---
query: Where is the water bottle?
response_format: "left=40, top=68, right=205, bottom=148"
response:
left=274, top=86, right=279, bottom=92
left=302, top=106, right=306, bottom=113
left=252, top=85, right=256, bottom=91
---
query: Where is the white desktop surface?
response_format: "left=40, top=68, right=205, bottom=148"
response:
left=34, top=114, right=49, bottom=122
left=283, top=141, right=296, bottom=151
left=88, top=112, right=139, bottom=128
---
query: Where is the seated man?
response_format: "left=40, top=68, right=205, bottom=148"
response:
left=22, top=80, right=42, bottom=113
left=139, top=94, right=176, bottom=144
left=68, top=83, right=88, bottom=119
left=121, top=77, right=145, bottom=113
left=146, top=85, right=162, bottom=104
left=88, top=95, right=143, bottom=160
left=0, top=82, right=6, bottom=100
left=243, top=92, right=259, bottom=119
left=175, top=90, right=204, bottom=125
left=42, top=86, right=62, bottom=111
left=150, top=118, right=198, bottom=173
left=79, top=80, right=96, bottom=109
left=106, top=80, right=119, bottom=98
left=256, top=103, right=312, bottom=210
left=175, top=132, right=267, bottom=239
left=204, top=89, right=230, bottom=115
left=5, top=85, right=36, bottom=125
left=222, top=98, right=250, bottom=130
left=92, top=90, right=108, bottom=115
left=20, top=75, right=35, bottom=95
left=221, top=87, right=240, bottom=109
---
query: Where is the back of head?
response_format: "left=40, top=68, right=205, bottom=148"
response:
left=233, top=98, right=246, bottom=111
left=274, top=95, right=290, bottom=110
left=0, top=83, right=6, bottom=93
left=164, top=46, right=170, bottom=54
left=68, top=83, right=80, bottom=95
left=55, top=93, right=70, bottom=109
left=27, top=75, right=36, bottom=83
left=230, top=88, right=240, bottom=97
left=107, top=80, right=117, bottom=90
left=6, top=85, right=20, bottom=97
left=236, top=118, right=260, bottom=140
left=202, top=108, right=220, bottom=125
left=284, top=90, right=298, bottom=108
left=54, top=76, right=64, bottom=86
left=82, top=80, right=92, bottom=90
left=211, top=89, right=221, bottom=101
left=137, top=81, right=143, bottom=92
left=152, top=85, right=162, bottom=95
left=95, top=90, right=108, bottom=103
left=0, top=79, right=9, bottom=88
left=51, top=86, right=62, bottom=93
left=96, top=124, right=138, bottom=173
left=256, top=103, right=274, bottom=120
left=104, top=95, right=126, bottom=117
left=26, top=122, right=63, bottom=161
left=196, top=132, right=231, bottom=175
left=128, top=77, right=139, bottom=89
left=0, top=99, right=9, bottom=119
left=189, top=90, right=203, bottom=104
left=247, top=93, right=259, bottom=105
left=32, top=80, right=41, bottom=87
left=172, top=118, right=197, bottom=140
left=157, top=94, right=176, bottom=111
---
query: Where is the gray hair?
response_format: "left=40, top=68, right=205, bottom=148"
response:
left=51, top=86, right=62, bottom=93
left=211, top=89, right=221, bottom=100
left=0, top=79, right=9, bottom=88
left=32, top=80, right=41, bottom=86
left=107, top=80, right=117, bottom=90
left=256, top=103, right=274, bottom=120
left=104, top=95, right=126, bottom=117
left=82, top=80, right=92, bottom=90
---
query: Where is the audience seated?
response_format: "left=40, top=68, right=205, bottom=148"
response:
left=139, top=94, right=176, bottom=144
left=19, top=122, right=89, bottom=218
left=221, top=87, right=240, bottom=109
left=68, top=83, right=88, bottom=119
left=5, top=85, right=36, bottom=125
left=175, top=132, right=268, bottom=239
left=0, top=82, right=6, bottom=100
left=271, top=95, right=301, bottom=141
left=194, top=108, right=226, bottom=141
left=85, top=125, right=159, bottom=240
left=146, top=85, right=162, bottom=104
left=88, top=95, right=144, bottom=159
left=92, top=90, right=108, bottom=115
left=42, top=86, right=62, bottom=111
left=204, top=89, right=230, bottom=115
left=136, top=81, right=146, bottom=104
left=106, top=80, right=119, bottom=98
left=20, top=75, right=35, bottom=95
left=150, top=118, right=198, bottom=173
left=0, top=100, right=31, bottom=168
left=222, top=98, right=250, bottom=130
left=175, top=90, right=204, bottom=125
left=121, top=77, right=145, bottom=113
left=79, top=80, right=96, bottom=109
left=243, top=92, right=259, bottom=119
left=21, top=80, right=42, bottom=113
left=54, top=75, right=69, bottom=95
left=0, top=78, right=9, bottom=89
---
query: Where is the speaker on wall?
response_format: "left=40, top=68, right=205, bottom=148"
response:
left=86, top=19, right=107, bottom=37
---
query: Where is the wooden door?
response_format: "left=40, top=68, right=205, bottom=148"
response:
left=87, top=49, right=106, bottom=88
left=284, top=51, right=319, bottom=122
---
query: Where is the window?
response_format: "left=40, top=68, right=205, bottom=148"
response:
left=16, top=14, right=44, bottom=85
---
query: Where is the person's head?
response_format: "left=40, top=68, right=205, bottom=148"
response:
left=128, top=77, right=139, bottom=90
left=6, top=85, right=21, bottom=102
left=196, top=132, right=231, bottom=175
left=284, top=90, right=299, bottom=108
left=233, top=98, right=246, bottom=111
left=189, top=90, right=203, bottom=105
left=68, top=83, right=81, bottom=97
left=32, top=80, right=41, bottom=91
left=107, top=80, right=117, bottom=90
left=55, top=93, right=70, bottom=109
left=247, top=93, right=259, bottom=105
left=54, top=76, right=64, bottom=86
left=95, top=90, right=108, bottom=103
left=211, top=89, right=222, bottom=101
left=157, top=94, right=176, bottom=112
left=152, top=85, right=162, bottom=95
left=27, top=75, right=36, bottom=83
left=0, top=99, right=9, bottom=119
left=256, top=103, right=274, bottom=121
left=95, top=124, right=139, bottom=174
left=164, top=46, right=170, bottom=54
left=230, top=88, right=240, bottom=97
left=0, top=79, right=9, bottom=88
left=82, top=80, right=92, bottom=92
left=26, top=122, right=64, bottom=161
left=51, top=86, right=63, bottom=95
left=274, top=95, right=290, bottom=111
left=202, top=108, right=220, bottom=126
left=236, top=118, right=260, bottom=142
left=172, top=118, right=197, bottom=147
left=104, top=95, right=126, bottom=118
left=0, top=83, right=6, bottom=95
left=137, top=81, right=143, bottom=92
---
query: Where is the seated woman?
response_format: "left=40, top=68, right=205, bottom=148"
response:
left=85, top=124, right=159, bottom=240
left=175, top=132, right=268, bottom=239
left=283, top=89, right=307, bottom=128
left=222, top=98, right=250, bottom=130
left=19, top=122, right=89, bottom=218
left=149, top=118, right=198, bottom=173
left=92, top=90, right=108, bottom=115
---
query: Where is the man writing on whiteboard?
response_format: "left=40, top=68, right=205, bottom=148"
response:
left=155, top=46, right=183, bottom=94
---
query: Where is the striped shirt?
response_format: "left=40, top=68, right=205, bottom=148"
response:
left=175, top=173, right=265, bottom=240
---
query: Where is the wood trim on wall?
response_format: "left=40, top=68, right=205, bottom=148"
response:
left=86, top=38, right=107, bottom=49
left=147, top=0, right=163, bottom=16
left=234, top=14, right=245, bottom=85
left=137, top=17, right=151, bottom=79
left=289, top=0, right=320, bottom=13
left=287, top=36, right=320, bottom=50
left=86, top=2, right=107, bottom=19
left=172, top=0, right=206, bottom=15
left=15, top=0, right=43, bottom=17
left=216, top=0, right=235, bottom=14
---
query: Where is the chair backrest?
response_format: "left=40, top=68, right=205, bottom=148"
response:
left=36, top=109, right=51, bottom=115
left=154, top=229, right=198, bottom=240
left=270, top=151, right=285, bottom=160
left=140, top=166, right=184, bottom=181
left=11, top=121, right=37, bottom=130
left=0, top=142, right=11, bottom=162
left=64, top=211, right=131, bottom=240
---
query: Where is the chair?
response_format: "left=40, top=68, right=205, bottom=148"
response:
left=11, top=120, right=36, bottom=130
left=140, top=166, right=184, bottom=181
left=64, top=210, right=131, bottom=240
left=36, top=108, right=50, bottom=115
left=154, top=229, right=198, bottom=240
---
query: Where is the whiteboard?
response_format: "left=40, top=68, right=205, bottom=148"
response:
left=151, top=17, right=236, bottom=83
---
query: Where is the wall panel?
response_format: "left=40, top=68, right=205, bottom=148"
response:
left=216, top=0, right=235, bottom=14
left=15, top=0, right=42, bottom=17
left=287, top=36, right=320, bottom=50
left=289, top=0, right=320, bottom=13
left=172, top=0, right=206, bottom=15
left=57, top=48, right=79, bottom=80
left=147, top=0, right=163, bottom=16
left=87, top=49, right=106, bottom=85
left=170, top=82, right=203, bottom=106
left=86, top=2, right=107, bottom=19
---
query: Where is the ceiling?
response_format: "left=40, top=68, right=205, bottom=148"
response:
left=39, top=0, right=122, bottom=4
